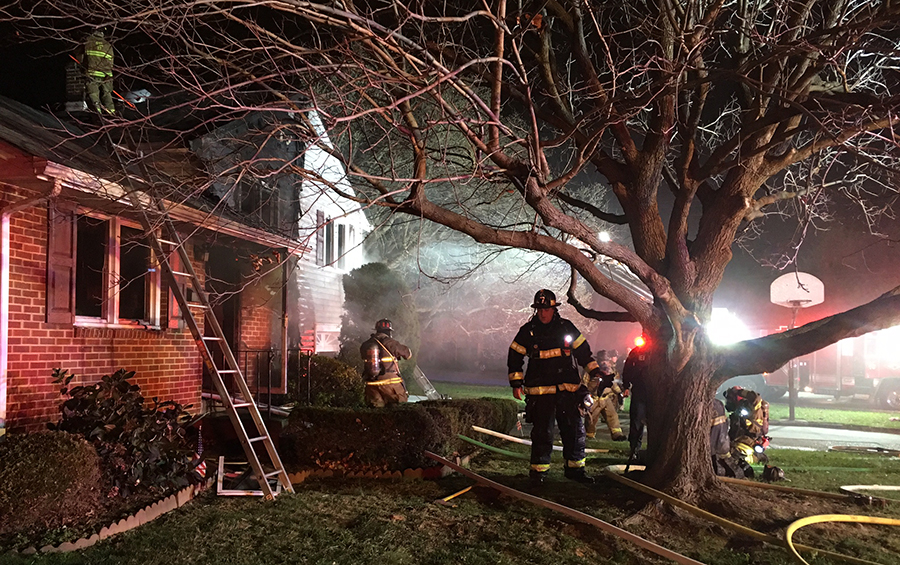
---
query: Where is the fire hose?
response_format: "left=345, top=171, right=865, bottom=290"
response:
left=462, top=428, right=899, bottom=563
left=425, top=451, right=705, bottom=565
left=604, top=467, right=898, bottom=565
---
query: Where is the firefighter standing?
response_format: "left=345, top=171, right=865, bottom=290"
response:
left=360, top=319, right=411, bottom=408
left=585, top=350, right=627, bottom=441
left=508, top=289, right=612, bottom=485
left=622, top=339, right=652, bottom=456
left=81, top=29, right=115, bottom=115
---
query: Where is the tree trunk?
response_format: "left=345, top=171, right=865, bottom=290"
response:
left=642, top=343, right=720, bottom=502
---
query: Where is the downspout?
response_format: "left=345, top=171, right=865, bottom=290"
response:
left=1, top=181, right=62, bottom=438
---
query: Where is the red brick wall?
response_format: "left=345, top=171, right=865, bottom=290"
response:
left=239, top=273, right=280, bottom=391
left=3, top=184, right=203, bottom=433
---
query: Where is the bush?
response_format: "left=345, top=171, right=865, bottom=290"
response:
left=48, top=368, right=201, bottom=497
left=0, top=431, right=103, bottom=540
left=280, top=397, right=517, bottom=472
left=338, top=262, right=420, bottom=373
left=288, top=355, right=365, bottom=408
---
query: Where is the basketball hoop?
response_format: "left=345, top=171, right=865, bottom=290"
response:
left=770, top=272, right=824, bottom=309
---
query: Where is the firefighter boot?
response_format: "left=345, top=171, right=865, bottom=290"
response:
left=529, top=470, right=548, bottom=487
left=564, top=467, right=595, bottom=484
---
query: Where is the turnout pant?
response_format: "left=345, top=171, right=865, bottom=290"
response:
left=628, top=395, right=647, bottom=452
left=364, top=374, right=408, bottom=407
left=527, top=391, right=586, bottom=473
left=585, top=390, right=623, bottom=439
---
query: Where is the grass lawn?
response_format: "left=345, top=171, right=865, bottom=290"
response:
left=5, top=439, right=899, bottom=565
left=435, top=381, right=900, bottom=431
left=767, top=403, right=900, bottom=430
left=5, top=381, right=899, bottom=564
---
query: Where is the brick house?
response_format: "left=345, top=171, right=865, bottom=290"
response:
left=0, top=96, right=371, bottom=436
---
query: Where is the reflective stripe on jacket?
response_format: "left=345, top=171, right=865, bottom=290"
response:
left=84, top=34, right=113, bottom=75
left=507, top=313, right=597, bottom=389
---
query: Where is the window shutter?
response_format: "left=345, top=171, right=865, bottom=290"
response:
left=46, top=201, right=76, bottom=324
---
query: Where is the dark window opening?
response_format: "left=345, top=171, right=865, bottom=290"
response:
left=325, top=221, right=334, bottom=265
left=337, top=224, right=345, bottom=269
left=119, top=226, right=149, bottom=320
left=75, top=216, right=107, bottom=317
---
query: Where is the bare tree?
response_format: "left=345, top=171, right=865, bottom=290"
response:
left=8, top=0, right=900, bottom=508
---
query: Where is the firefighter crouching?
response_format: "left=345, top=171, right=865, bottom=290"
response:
left=508, top=289, right=613, bottom=486
left=724, top=386, right=770, bottom=469
left=360, top=319, right=412, bottom=408
left=585, top=350, right=627, bottom=441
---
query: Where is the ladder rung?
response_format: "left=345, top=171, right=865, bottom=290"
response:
left=249, top=435, right=268, bottom=443
left=157, top=239, right=179, bottom=246
left=232, top=402, right=253, bottom=409
left=187, top=303, right=209, bottom=309
left=172, top=271, right=192, bottom=277
left=265, top=471, right=283, bottom=479
left=217, top=370, right=239, bottom=374
left=203, top=336, right=223, bottom=341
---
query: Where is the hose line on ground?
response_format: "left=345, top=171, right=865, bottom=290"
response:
left=603, top=468, right=885, bottom=565
left=785, top=514, right=900, bottom=565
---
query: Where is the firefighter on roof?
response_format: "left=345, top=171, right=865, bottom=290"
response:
left=360, top=319, right=411, bottom=407
left=81, top=28, right=115, bottom=115
left=508, top=289, right=612, bottom=485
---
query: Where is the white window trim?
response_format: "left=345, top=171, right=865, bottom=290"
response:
left=73, top=211, right=162, bottom=329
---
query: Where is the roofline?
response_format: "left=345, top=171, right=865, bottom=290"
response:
left=39, top=160, right=310, bottom=255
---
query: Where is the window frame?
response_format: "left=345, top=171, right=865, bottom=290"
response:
left=73, top=211, right=162, bottom=329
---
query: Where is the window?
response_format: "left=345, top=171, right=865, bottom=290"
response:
left=337, top=224, right=345, bottom=269
left=48, top=208, right=161, bottom=327
left=324, top=220, right=334, bottom=265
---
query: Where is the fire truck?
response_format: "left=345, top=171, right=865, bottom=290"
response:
left=754, top=325, right=900, bottom=409
left=709, top=311, right=900, bottom=409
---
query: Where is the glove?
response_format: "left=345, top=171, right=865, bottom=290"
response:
left=513, top=387, right=524, bottom=400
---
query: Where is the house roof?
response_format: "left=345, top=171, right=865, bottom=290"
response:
left=0, top=95, right=310, bottom=254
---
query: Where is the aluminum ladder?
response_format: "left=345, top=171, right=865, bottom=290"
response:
left=125, top=189, right=294, bottom=499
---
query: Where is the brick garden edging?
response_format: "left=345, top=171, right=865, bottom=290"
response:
left=7, top=456, right=469, bottom=556
left=7, top=481, right=211, bottom=557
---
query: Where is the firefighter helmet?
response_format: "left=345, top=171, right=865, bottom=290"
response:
left=531, top=289, right=557, bottom=309
left=375, top=319, right=393, bottom=334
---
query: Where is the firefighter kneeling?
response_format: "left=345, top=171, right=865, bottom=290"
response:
left=711, top=386, right=771, bottom=479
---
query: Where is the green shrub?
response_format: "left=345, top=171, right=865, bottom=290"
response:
left=338, top=262, right=420, bottom=372
left=280, top=398, right=517, bottom=472
left=0, top=431, right=103, bottom=540
left=48, top=368, right=201, bottom=497
left=289, top=355, right=365, bottom=408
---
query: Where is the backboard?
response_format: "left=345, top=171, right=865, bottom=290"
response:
left=770, top=272, right=824, bottom=308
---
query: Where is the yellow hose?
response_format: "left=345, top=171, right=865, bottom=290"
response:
left=603, top=469, right=886, bottom=565
left=785, top=514, right=900, bottom=565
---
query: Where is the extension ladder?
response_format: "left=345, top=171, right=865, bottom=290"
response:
left=120, top=183, right=293, bottom=499
left=133, top=191, right=292, bottom=498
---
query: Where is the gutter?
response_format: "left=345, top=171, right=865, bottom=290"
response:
left=0, top=181, right=62, bottom=438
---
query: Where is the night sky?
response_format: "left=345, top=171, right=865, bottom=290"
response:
left=0, top=24, right=896, bottom=339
